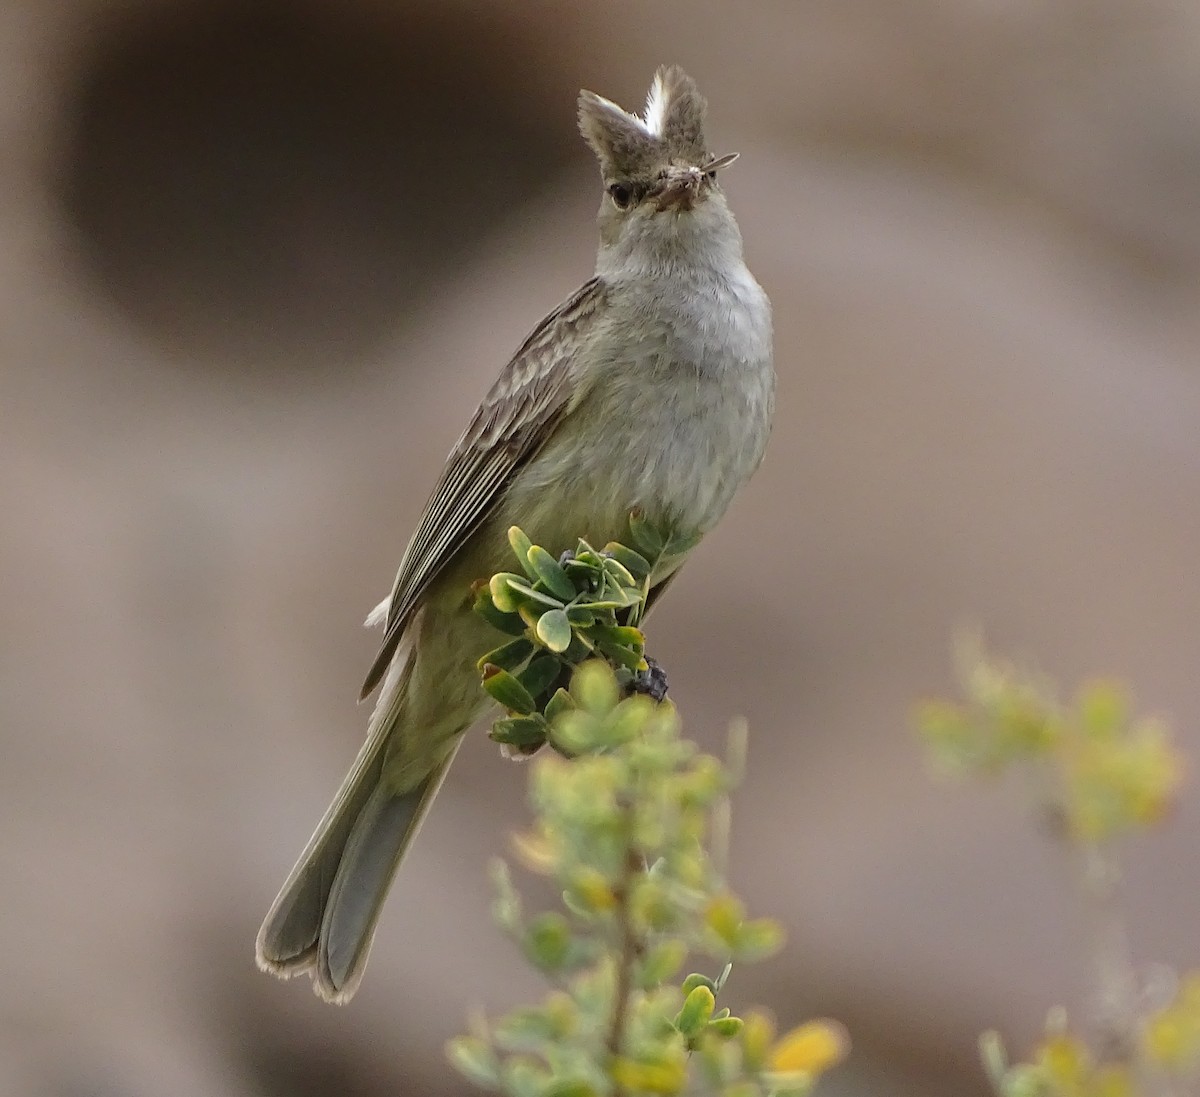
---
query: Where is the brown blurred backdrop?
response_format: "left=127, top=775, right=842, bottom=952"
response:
left=4, top=2, right=1200, bottom=1095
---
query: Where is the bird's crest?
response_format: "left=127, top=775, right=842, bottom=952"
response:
left=578, top=65, right=708, bottom=179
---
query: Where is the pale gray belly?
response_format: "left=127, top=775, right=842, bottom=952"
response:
left=501, top=356, right=773, bottom=551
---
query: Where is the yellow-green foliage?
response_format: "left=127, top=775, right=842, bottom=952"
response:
left=916, top=644, right=1183, bottom=842
left=448, top=526, right=847, bottom=1097
left=916, top=641, right=1194, bottom=1096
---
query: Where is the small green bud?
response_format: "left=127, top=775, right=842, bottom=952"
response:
left=572, top=661, right=619, bottom=715
left=524, top=912, right=572, bottom=972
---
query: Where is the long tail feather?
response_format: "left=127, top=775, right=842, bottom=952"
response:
left=256, top=651, right=461, bottom=1002
left=314, top=743, right=461, bottom=1002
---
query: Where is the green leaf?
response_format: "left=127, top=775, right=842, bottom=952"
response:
left=638, top=939, right=687, bottom=988
left=734, top=918, right=785, bottom=961
left=565, top=605, right=596, bottom=627
left=722, top=1081, right=762, bottom=1097
left=493, top=1004, right=575, bottom=1051
left=562, top=631, right=596, bottom=661
left=489, top=857, right=521, bottom=931
left=501, top=1057, right=551, bottom=1097
left=681, top=972, right=717, bottom=996
left=508, top=526, right=537, bottom=578
left=543, top=687, right=575, bottom=722
left=614, top=624, right=645, bottom=647
left=544, top=1081, right=598, bottom=1097
left=708, top=1016, right=743, bottom=1039
left=1078, top=679, right=1129, bottom=741
left=477, top=636, right=535, bottom=673
left=602, top=541, right=652, bottom=580
left=519, top=654, right=562, bottom=700
left=489, top=572, right=527, bottom=613
left=705, top=895, right=745, bottom=949
left=446, top=1036, right=500, bottom=1087
left=550, top=711, right=602, bottom=756
left=526, top=545, right=577, bottom=601
left=663, top=530, right=702, bottom=557
left=536, top=609, right=573, bottom=653
left=482, top=666, right=537, bottom=714
left=628, top=508, right=665, bottom=558
left=562, top=553, right=600, bottom=577
left=675, top=985, right=716, bottom=1037
left=596, top=636, right=646, bottom=673
left=489, top=715, right=547, bottom=749
left=572, top=587, right=641, bottom=612
left=600, top=555, right=637, bottom=588
left=474, top=593, right=528, bottom=636
left=506, top=577, right=567, bottom=609
left=599, top=697, right=655, bottom=750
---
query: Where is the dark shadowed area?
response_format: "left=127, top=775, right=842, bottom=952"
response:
left=4, top=2, right=1200, bottom=1095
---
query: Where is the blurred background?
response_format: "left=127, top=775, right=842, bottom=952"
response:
left=4, top=1, right=1200, bottom=1094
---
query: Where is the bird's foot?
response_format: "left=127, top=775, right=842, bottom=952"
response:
left=629, top=657, right=669, bottom=702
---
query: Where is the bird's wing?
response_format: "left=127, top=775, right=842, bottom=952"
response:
left=359, top=277, right=607, bottom=699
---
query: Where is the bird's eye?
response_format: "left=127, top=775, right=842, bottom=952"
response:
left=608, top=182, right=633, bottom=210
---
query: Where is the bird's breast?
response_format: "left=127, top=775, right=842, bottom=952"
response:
left=508, top=273, right=774, bottom=549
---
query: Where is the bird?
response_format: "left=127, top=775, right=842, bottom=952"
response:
left=255, top=64, right=774, bottom=1004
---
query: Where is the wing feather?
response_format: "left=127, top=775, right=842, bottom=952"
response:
left=359, top=277, right=606, bottom=699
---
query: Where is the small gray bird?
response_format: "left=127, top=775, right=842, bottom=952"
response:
left=256, top=65, right=774, bottom=1003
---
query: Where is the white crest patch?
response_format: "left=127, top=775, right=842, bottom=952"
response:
left=583, top=73, right=671, bottom=138
left=642, top=72, right=669, bottom=137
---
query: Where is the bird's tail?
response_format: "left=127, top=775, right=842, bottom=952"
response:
left=255, top=658, right=462, bottom=1004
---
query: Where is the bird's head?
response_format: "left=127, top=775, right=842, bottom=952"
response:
left=578, top=66, right=742, bottom=273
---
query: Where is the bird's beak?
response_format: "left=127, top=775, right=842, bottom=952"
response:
left=654, top=167, right=704, bottom=213
left=653, top=153, right=740, bottom=213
